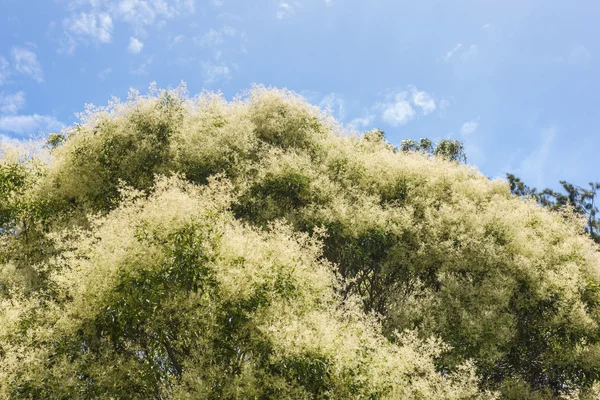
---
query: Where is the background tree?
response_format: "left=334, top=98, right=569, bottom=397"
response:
left=506, top=173, right=600, bottom=243
left=399, top=137, right=467, bottom=163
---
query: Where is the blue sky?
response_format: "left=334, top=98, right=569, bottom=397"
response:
left=0, top=0, right=598, bottom=190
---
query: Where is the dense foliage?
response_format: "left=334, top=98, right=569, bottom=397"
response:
left=1, top=85, right=600, bottom=399
left=507, top=174, right=600, bottom=244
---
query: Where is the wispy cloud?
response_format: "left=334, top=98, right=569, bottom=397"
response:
left=194, top=26, right=236, bottom=48
left=0, top=89, right=63, bottom=137
left=202, top=61, right=231, bottom=84
left=71, top=12, right=113, bottom=42
left=349, top=114, right=376, bottom=130
left=61, top=0, right=195, bottom=53
left=305, top=91, right=373, bottom=129
left=130, top=57, right=153, bottom=75
left=0, top=57, right=10, bottom=85
left=60, top=11, right=113, bottom=54
left=277, top=1, right=298, bottom=19
left=380, top=93, right=415, bottom=126
left=12, top=48, right=44, bottom=83
left=377, top=87, right=436, bottom=126
left=170, top=34, right=185, bottom=47
left=0, top=114, right=64, bottom=136
left=319, top=93, right=346, bottom=120
left=193, top=26, right=238, bottom=62
left=128, top=37, right=144, bottom=54
left=441, top=43, right=479, bottom=64
left=113, top=0, right=160, bottom=27
left=443, top=43, right=463, bottom=62
left=193, top=25, right=240, bottom=82
left=0, top=91, right=26, bottom=114
left=411, top=87, right=436, bottom=115
left=460, top=119, right=479, bottom=137
left=108, top=0, right=195, bottom=32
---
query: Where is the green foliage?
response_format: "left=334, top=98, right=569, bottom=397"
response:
left=400, top=137, right=467, bottom=163
left=0, top=140, right=57, bottom=297
left=0, top=178, right=484, bottom=399
left=434, top=139, right=467, bottom=163
left=1, top=84, right=599, bottom=398
left=0, top=163, right=27, bottom=229
left=46, top=133, right=66, bottom=149
left=507, top=174, right=600, bottom=243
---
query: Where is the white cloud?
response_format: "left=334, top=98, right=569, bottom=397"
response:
left=194, top=25, right=240, bottom=80
left=195, top=29, right=223, bottom=48
left=443, top=43, right=463, bottom=62
left=411, top=88, right=436, bottom=115
left=0, top=57, right=9, bottom=85
left=113, top=0, right=158, bottom=28
left=381, top=93, right=416, bottom=126
left=61, top=0, right=195, bottom=52
left=0, top=89, right=63, bottom=137
left=349, top=114, right=375, bottom=130
left=319, top=93, right=345, bottom=120
left=0, top=114, right=64, bottom=136
left=442, top=43, right=479, bottom=64
left=0, top=92, right=26, bottom=115
left=460, top=120, right=479, bottom=137
left=325, top=0, right=333, bottom=5
left=128, top=37, right=144, bottom=54
left=202, top=61, right=231, bottom=84
left=65, top=12, right=113, bottom=43
left=110, top=0, right=195, bottom=30
left=277, top=2, right=296, bottom=19
left=212, top=0, right=224, bottom=6
left=194, top=26, right=236, bottom=48
left=12, top=48, right=44, bottom=83
left=377, top=87, right=436, bottom=126
left=170, top=34, right=185, bottom=47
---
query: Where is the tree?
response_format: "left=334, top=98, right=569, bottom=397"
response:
left=400, top=137, right=467, bottom=163
left=2, top=85, right=600, bottom=399
left=506, top=173, right=600, bottom=243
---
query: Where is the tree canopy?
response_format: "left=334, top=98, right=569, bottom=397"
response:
left=1, top=85, right=600, bottom=399
left=507, top=174, right=600, bottom=244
